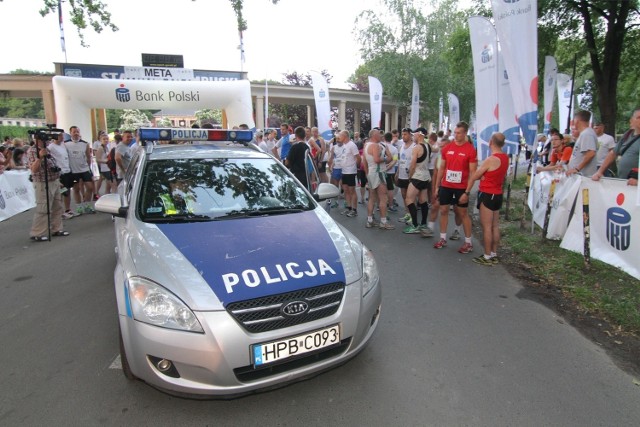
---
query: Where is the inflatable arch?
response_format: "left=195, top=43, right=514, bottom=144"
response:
left=52, top=76, right=255, bottom=136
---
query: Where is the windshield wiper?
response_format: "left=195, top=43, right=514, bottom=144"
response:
left=247, top=206, right=308, bottom=216
left=145, top=213, right=215, bottom=223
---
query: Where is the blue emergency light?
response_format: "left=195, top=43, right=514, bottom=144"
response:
left=138, top=128, right=254, bottom=144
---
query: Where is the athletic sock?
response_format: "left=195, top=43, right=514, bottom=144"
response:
left=408, top=203, right=417, bottom=227
left=440, top=233, right=446, bottom=240
left=465, top=237, right=472, bottom=244
left=483, top=254, right=491, bottom=260
left=419, top=201, right=429, bottom=224
left=428, top=221, right=435, bottom=229
left=368, top=216, right=373, bottom=222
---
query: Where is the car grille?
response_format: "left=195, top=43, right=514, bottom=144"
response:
left=233, top=338, right=352, bottom=382
left=226, top=282, right=345, bottom=333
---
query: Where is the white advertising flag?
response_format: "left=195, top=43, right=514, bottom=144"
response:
left=498, top=46, right=520, bottom=155
left=491, top=0, right=538, bottom=146
left=368, top=76, right=383, bottom=129
left=438, top=96, right=444, bottom=131
left=309, top=71, right=333, bottom=140
left=410, top=78, right=420, bottom=130
left=557, top=73, right=574, bottom=134
left=543, top=56, right=558, bottom=134
left=468, top=16, right=499, bottom=160
left=447, top=93, right=460, bottom=129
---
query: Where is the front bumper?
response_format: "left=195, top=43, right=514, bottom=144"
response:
left=119, top=278, right=381, bottom=397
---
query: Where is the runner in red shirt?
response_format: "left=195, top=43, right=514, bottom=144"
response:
left=434, top=121, right=478, bottom=253
left=465, top=132, right=509, bottom=265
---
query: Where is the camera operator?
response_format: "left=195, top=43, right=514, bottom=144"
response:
left=27, top=132, right=69, bottom=241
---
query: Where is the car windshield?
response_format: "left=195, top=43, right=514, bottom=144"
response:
left=138, top=157, right=314, bottom=222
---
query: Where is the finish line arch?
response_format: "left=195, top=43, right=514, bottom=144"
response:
left=52, top=76, right=255, bottom=134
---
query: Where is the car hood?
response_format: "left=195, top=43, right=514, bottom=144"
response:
left=129, top=208, right=359, bottom=310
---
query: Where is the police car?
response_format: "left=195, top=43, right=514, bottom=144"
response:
left=96, top=128, right=382, bottom=397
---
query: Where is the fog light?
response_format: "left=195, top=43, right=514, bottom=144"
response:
left=157, top=359, right=172, bottom=372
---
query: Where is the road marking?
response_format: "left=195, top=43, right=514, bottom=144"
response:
left=109, top=355, right=122, bottom=370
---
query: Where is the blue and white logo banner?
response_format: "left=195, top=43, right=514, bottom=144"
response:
left=410, top=78, right=420, bottom=130
left=310, top=71, right=333, bottom=140
left=556, top=73, right=574, bottom=134
left=447, top=93, right=460, bottom=130
left=368, top=76, right=383, bottom=129
left=491, top=0, right=538, bottom=146
left=469, top=16, right=499, bottom=160
left=543, top=56, right=558, bottom=134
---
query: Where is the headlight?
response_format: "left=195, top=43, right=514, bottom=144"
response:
left=127, top=276, right=204, bottom=333
left=362, top=246, right=379, bottom=297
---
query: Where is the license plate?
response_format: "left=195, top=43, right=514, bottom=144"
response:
left=252, top=325, right=340, bottom=367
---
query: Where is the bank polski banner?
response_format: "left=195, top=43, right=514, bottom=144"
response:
left=491, top=0, right=538, bottom=146
left=468, top=16, right=499, bottom=161
left=0, top=171, right=36, bottom=222
left=309, top=71, right=333, bottom=140
left=556, top=73, right=574, bottom=134
left=498, top=46, right=520, bottom=155
left=561, top=178, right=640, bottom=279
left=368, top=76, right=383, bottom=129
left=543, top=56, right=558, bottom=134
left=447, top=93, right=460, bottom=129
left=527, top=171, right=580, bottom=239
left=410, top=78, right=420, bottom=130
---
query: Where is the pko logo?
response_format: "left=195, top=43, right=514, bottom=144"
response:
left=0, top=192, right=5, bottom=210
left=504, top=0, right=520, bottom=3
left=374, top=93, right=380, bottom=101
left=606, top=193, right=631, bottom=251
left=115, top=84, right=130, bottom=102
left=319, top=89, right=326, bottom=98
left=481, top=45, right=493, bottom=63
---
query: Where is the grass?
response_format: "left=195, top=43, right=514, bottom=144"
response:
left=497, top=175, right=640, bottom=334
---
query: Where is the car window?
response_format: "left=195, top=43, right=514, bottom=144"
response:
left=138, top=157, right=314, bottom=222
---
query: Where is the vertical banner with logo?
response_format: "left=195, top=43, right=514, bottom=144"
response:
left=410, top=78, right=420, bottom=130
left=556, top=73, right=574, bottom=134
left=469, top=16, right=499, bottom=160
left=310, top=71, right=333, bottom=140
left=498, top=46, right=520, bottom=155
left=561, top=178, right=640, bottom=279
left=438, top=96, right=444, bottom=131
left=491, top=0, right=538, bottom=146
left=447, top=93, right=460, bottom=128
left=543, top=56, right=558, bottom=134
left=368, top=76, right=383, bottom=129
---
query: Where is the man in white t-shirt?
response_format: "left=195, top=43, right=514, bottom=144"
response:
left=593, top=120, right=616, bottom=173
left=336, top=130, right=360, bottom=217
left=394, top=128, right=415, bottom=224
left=64, top=126, right=95, bottom=214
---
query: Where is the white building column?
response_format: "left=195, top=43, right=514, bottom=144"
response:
left=384, top=111, right=391, bottom=132
left=307, top=105, right=315, bottom=128
left=353, top=109, right=361, bottom=135
left=255, top=95, right=265, bottom=130
left=391, top=105, right=399, bottom=131
left=42, top=89, right=56, bottom=125
left=338, top=100, right=347, bottom=131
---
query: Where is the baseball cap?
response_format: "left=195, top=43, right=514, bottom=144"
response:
left=412, top=127, right=428, bottom=136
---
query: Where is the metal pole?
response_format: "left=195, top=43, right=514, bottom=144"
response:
left=565, top=54, right=578, bottom=134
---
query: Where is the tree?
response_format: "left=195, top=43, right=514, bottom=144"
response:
left=119, top=109, right=151, bottom=131
left=195, top=109, right=222, bottom=126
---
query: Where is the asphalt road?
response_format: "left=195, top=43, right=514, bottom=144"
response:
left=1, top=202, right=639, bottom=426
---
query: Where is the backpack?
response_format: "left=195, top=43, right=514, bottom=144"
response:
left=106, top=147, right=117, bottom=174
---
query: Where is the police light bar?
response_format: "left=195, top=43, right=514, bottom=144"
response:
left=138, top=128, right=253, bottom=143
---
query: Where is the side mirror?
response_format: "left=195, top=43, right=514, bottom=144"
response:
left=314, top=183, right=340, bottom=201
left=95, top=193, right=128, bottom=217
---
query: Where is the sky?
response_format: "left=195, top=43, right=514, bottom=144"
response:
left=1, top=0, right=381, bottom=88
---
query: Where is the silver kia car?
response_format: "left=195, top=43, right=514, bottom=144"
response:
left=96, top=128, right=382, bottom=398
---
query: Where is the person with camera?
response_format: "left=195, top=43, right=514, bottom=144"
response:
left=27, top=132, right=69, bottom=241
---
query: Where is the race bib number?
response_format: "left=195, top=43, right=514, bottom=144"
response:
left=445, top=170, right=462, bottom=184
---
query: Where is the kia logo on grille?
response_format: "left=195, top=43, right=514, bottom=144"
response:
left=282, top=301, right=309, bottom=316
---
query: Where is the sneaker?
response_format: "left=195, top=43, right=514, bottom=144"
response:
left=366, top=220, right=379, bottom=228
left=84, top=205, right=96, bottom=214
left=398, top=213, right=411, bottom=223
left=420, top=227, right=434, bottom=238
left=449, top=229, right=461, bottom=240
left=379, top=222, right=395, bottom=230
left=93, top=194, right=100, bottom=201
left=433, top=238, right=447, bottom=249
left=491, top=256, right=500, bottom=265
left=388, top=205, right=398, bottom=212
left=62, top=211, right=74, bottom=220
left=417, top=224, right=428, bottom=230
left=75, top=206, right=84, bottom=216
left=331, top=201, right=338, bottom=208
left=346, top=209, right=357, bottom=217
left=403, top=224, right=420, bottom=234
left=458, top=242, right=473, bottom=254
left=473, top=255, right=493, bottom=266
left=340, top=209, right=350, bottom=215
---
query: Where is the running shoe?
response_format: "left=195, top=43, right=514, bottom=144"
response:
left=403, top=224, right=420, bottom=234
left=84, top=205, right=96, bottom=214
left=398, top=213, right=411, bottom=223
left=340, top=209, right=350, bottom=215
left=75, top=206, right=84, bottom=216
left=331, top=201, right=338, bottom=209
left=491, top=256, right=500, bottom=265
left=379, top=222, right=395, bottom=230
left=449, top=229, right=461, bottom=240
left=388, top=205, right=398, bottom=212
left=458, top=242, right=473, bottom=254
left=433, top=238, right=447, bottom=249
left=62, top=211, right=74, bottom=220
left=420, top=227, right=434, bottom=238
left=366, top=220, right=378, bottom=229
left=346, top=209, right=358, bottom=217
left=473, top=255, right=493, bottom=266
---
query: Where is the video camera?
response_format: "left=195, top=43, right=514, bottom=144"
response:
left=28, top=124, right=65, bottom=142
